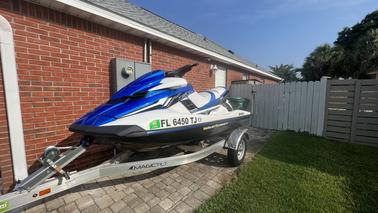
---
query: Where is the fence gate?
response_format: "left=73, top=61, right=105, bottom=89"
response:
left=324, top=80, right=378, bottom=146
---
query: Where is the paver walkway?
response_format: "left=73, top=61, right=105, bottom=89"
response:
left=22, top=128, right=271, bottom=213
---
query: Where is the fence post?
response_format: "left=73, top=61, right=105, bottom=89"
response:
left=350, top=80, right=361, bottom=143
left=251, top=85, right=256, bottom=126
left=317, top=78, right=327, bottom=136
left=322, top=79, right=330, bottom=136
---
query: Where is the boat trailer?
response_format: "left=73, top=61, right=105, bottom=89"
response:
left=0, top=128, right=249, bottom=212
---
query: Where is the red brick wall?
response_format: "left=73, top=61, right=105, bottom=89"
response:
left=0, top=0, right=216, bottom=192
left=0, top=1, right=147, bottom=192
left=228, top=66, right=279, bottom=85
left=227, top=69, right=244, bottom=87
left=252, top=73, right=278, bottom=84
left=0, top=0, right=276, bottom=192
left=152, top=43, right=214, bottom=92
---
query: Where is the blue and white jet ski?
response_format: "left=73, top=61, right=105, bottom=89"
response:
left=69, top=64, right=250, bottom=150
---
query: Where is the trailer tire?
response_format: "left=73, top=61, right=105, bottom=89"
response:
left=227, top=136, right=247, bottom=166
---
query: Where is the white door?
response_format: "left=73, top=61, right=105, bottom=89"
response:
left=215, top=66, right=226, bottom=87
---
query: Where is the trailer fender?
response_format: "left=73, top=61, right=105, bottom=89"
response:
left=224, top=128, right=249, bottom=150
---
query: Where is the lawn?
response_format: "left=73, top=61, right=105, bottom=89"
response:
left=197, top=131, right=378, bottom=213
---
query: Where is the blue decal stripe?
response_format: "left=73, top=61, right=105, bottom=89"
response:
left=73, top=70, right=195, bottom=126
left=198, top=91, right=219, bottom=110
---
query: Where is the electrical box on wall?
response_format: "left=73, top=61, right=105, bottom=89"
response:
left=112, top=58, right=151, bottom=93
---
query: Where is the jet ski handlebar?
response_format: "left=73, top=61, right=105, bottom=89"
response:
left=166, top=63, right=198, bottom=77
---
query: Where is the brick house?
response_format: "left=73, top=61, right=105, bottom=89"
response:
left=0, top=0, right=281, bottom=192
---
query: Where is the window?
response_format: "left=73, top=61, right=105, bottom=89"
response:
left=144, top=39, right=152, bottom=63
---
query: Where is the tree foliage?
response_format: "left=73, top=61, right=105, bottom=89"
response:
left=300, top=44, right=334, bottom=81
left=269, top=64, right=298, bottom=82
left=335, top=11, right=378, bottom=49
left=300, top=10, right=378, bottom=81
left=352, top=29, right=378, bottom=77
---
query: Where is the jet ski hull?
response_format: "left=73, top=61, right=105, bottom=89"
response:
left=70, top=115, right=250, bottom=150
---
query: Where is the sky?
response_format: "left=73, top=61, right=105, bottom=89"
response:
left=129, top=0, right=378, bottom=70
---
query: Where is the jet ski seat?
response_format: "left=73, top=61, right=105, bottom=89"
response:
left=187, top=87, right=227, bottom=110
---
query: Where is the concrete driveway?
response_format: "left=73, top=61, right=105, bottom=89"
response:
left=22, top=128, right=271, bottom=213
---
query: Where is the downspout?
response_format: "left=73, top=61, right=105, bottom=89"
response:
left=0, top=15, right=28, bottom=181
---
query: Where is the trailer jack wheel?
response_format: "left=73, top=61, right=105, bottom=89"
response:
left=227, top=135, right=247, bottom=166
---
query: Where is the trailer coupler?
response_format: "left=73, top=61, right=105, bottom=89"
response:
left=14, top=137, right=92, bottom=192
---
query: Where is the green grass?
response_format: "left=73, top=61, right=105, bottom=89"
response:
left=197, top=132, right=378, bottom=213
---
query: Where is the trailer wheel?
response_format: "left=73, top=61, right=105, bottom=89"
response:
left=227, top=136, right=247, bottom=166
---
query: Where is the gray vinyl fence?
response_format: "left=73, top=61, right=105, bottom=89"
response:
left=230, top=78, right=378, bottom=146
left=230, top=79, right=327, bottom=136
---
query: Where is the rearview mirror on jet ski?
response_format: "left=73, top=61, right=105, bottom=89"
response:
left=166, top=63, right=198, bottom=77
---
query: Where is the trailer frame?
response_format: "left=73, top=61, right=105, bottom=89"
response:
left=0, top=128, right=249, bottom=213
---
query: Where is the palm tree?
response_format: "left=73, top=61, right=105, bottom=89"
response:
left=300, top=44, right=334, bottom=81
left=269, top=64, right=298, bottom=82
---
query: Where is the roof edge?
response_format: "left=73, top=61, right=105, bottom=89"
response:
left=35, top=0, right=283, bottom=81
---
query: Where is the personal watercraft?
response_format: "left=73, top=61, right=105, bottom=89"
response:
left=69, top=64, right=250, bottom=150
